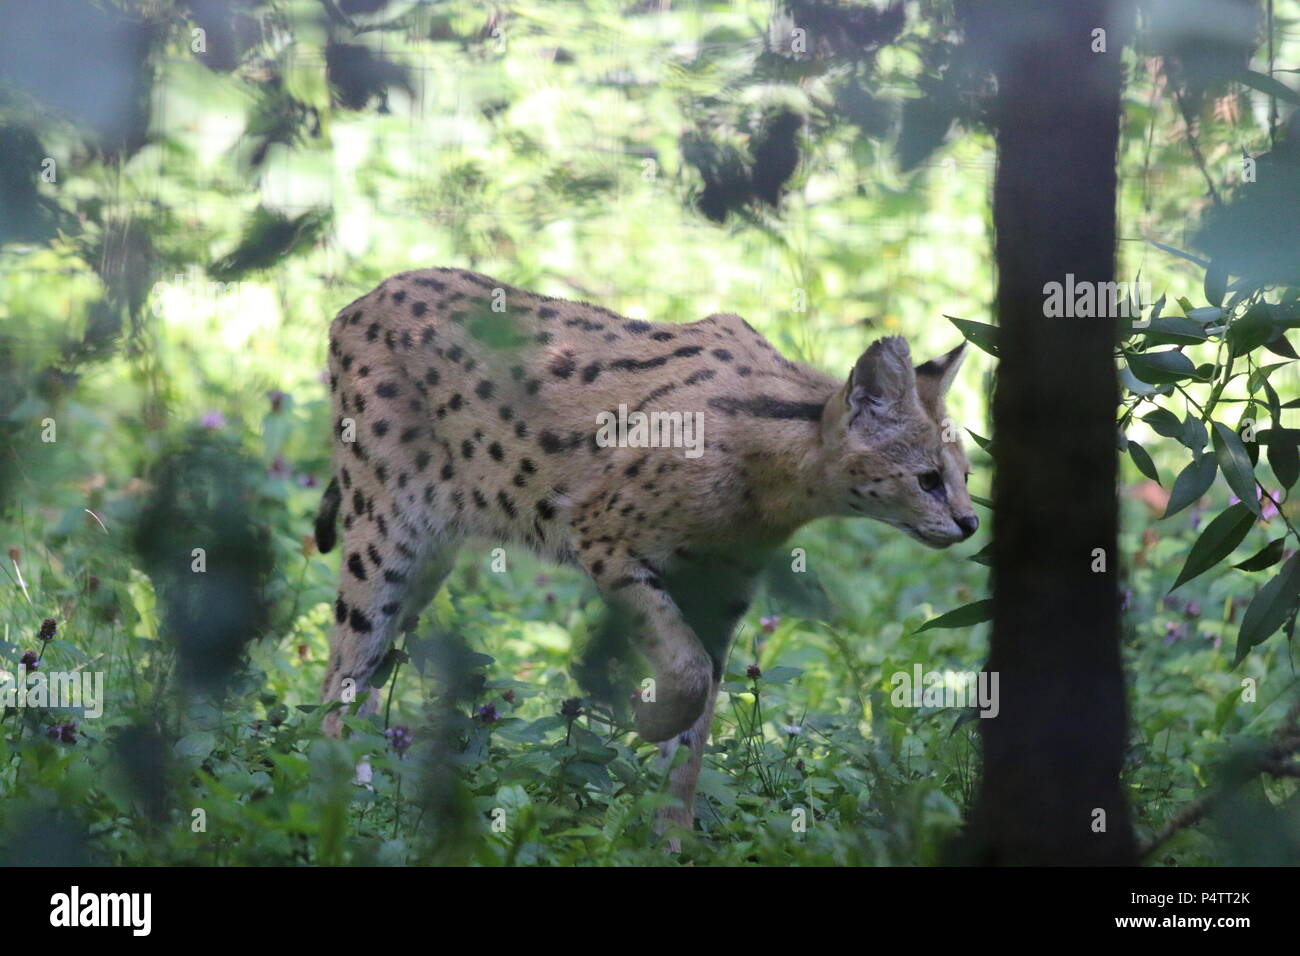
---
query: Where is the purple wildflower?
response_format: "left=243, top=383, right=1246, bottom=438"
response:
left=47, top=722, right=78, bottom=744
left=385, top=725, right=414, bottom=754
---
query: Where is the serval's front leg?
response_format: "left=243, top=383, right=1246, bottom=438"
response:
left=581, top=550, right=715, bottom=744
left=656, top=679, right=720, bottom=851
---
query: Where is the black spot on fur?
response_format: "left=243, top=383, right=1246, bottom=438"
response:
left=349, top=608, right=373, bottom=633
left=497, top=491, right=517, bottom=518
left=376, top=382, right=400, bottom=399
left=707, top=396, right=824, bottom=421
left=347, top=553, right=367, bottom=580
left=610, top=355, right=667, bottom=372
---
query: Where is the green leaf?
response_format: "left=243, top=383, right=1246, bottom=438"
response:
left=1141, top=314, right=1210, bottom=346
left=915, top=598, right=992, bottom=633
left=1267, top=429, right=1300, bottom=489
left=1237, top=69, right=1300, bottom=106
left=1234, top=537, right=1286, bottom=572
left=1227, top=304, right=1276, bottom=357
left=1203, top=262, right=1227, bottom=307
left=1247, top=361, right=1291, bottom=395
left=1128, top=349, right=1198, bottom=385
left=967, top=542, right=993, bottom=566
left=1180, top=412, right=1208, bottom=453
left=1128, top=440, right=1161, bottom=484
left=1170, top=503, right=1255, bottom=591
left=1146, top=239, right=1210, bottom=269
left=944, top=316, right=999, bottom=357
left=1234, top=554, right=1300, bottom=665
left=1120, top=366, right=1165, bottom=398
left=965, top=429, right=992, bottom=452
left=1212, top=422, right=1261, bottom=516
left=174, top=731, right=217, bottom=761
left=1163, top=454, right=1217, bottom=519
left=1142, top=407, right=1184, bottom=439
left=1265, top=334, right=1299, bottom=360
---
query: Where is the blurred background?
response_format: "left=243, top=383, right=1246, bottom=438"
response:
left=0, top=0, right=1297, bottom=866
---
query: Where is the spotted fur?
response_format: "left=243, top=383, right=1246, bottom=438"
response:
left=316, top=267, right=977, bottom=841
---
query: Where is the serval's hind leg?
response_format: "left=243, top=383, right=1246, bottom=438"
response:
left=323, top=536, right=458, bottom=737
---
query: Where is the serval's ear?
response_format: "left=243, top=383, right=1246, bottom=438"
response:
left=845, top=336, right=916, bottom=424
left=914, top=342, right=966, bottom=417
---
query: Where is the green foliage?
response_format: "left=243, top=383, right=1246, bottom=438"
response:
left=0, top=0, right=1297, bottom=866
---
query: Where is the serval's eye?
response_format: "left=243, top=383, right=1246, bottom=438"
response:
left=918, top=470, right=943, bottom=493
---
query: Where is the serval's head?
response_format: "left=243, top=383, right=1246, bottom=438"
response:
left=820, top=336, right=978, bottom=548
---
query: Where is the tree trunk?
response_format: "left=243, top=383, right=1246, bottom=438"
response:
left=956, top=0, right=1137, bottom=865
